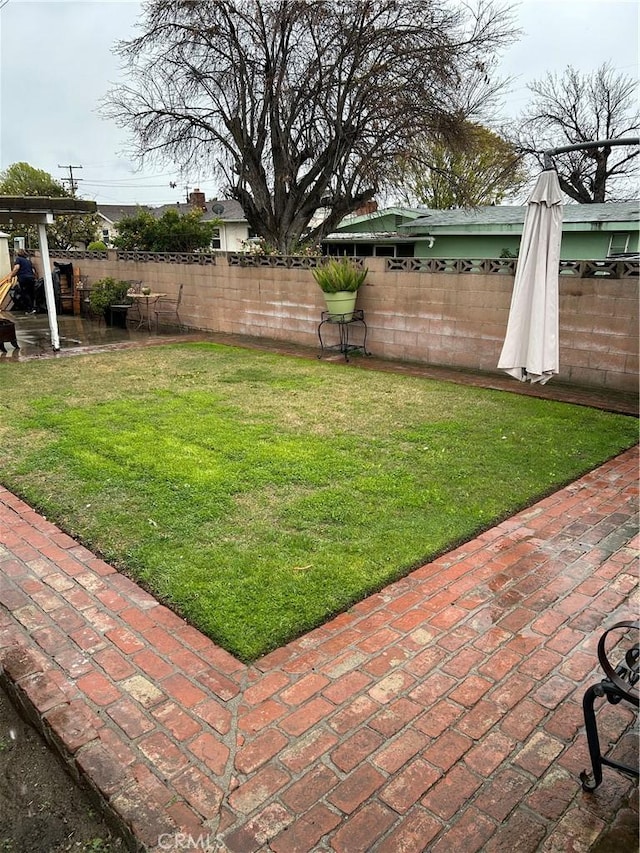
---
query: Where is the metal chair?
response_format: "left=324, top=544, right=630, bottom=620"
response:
left=124, top=280, right=143, bottom=325
left=78, top=275, right=94, bottom=319
left=580, top=620, right=639, bottom=791
left=154, top=283, right=184, bottom=331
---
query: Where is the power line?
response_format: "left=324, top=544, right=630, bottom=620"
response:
left=58, top=164, right=83, bottom=196
left=82, top=182, right=181, bottom=189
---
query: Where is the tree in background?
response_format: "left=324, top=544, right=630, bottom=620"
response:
left=509, top=64, right=639, bottom=203
left=111, top=208, right=157, bottom=250
left=0, top=162, right=67, bottom=197
left=113, top=208, right=219, bottom=252
left=0, top=162, right=100, bottom=249
left=106, top=0, right=517, bottom=253
left=395, top=123, right=528, bottom=208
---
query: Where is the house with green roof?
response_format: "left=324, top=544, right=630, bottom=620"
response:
left=322, top=206, right=423, bottom=257
left=323, top=202, right=639, bottom=260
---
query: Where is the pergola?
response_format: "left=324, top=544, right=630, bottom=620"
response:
left=0, top=196, right=97, bottom=350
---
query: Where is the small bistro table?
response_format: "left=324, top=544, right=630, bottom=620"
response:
left=127, top=292, right=166, bottom=331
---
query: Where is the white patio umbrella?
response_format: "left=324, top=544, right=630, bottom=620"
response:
left=498, top=169, right=564, bottom=384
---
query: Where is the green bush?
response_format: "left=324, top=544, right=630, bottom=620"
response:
left=113, top=208, right=219, bottom=252
left=88, top=278, right=131, bottom=313
left=312, top=258, right=368, bottom=293
left=87, top=240, right=108, bottom=251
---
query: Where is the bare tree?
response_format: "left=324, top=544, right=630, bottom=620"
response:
left=510, top=64, right=639, bottom=203
left=105, top=0, right=517, bottom=252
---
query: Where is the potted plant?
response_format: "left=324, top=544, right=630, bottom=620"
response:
left=312, top=257, right=368, bottom=320
left=88, top=277, right=132, bottom=328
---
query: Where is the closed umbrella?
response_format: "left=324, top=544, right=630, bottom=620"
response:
left=498, top=169, right=564, bottom=384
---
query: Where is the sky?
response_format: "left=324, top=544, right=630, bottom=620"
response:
left=0, top=0, right=638, bottom=207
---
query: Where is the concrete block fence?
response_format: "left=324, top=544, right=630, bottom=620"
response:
left=40, top=251, right=639, bottom=393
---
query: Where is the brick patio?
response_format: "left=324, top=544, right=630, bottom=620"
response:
left=0, top=439, right=637, bottom=852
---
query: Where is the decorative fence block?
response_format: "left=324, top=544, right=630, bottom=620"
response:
left=559, top=260, right=639, bottom=279
left=386, top=258, right=518, bottom=275
left=46, top=250, right=108, bottom=260
left=227, top=254, right=322, bottom=268
left=115, top=250, right=217, bottom=265
left=385, top=257, right=638, bottom=279
left=226, top=254, right=367, bottom=269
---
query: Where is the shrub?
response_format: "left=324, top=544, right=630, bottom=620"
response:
left=88, top=277, right=131, bottom=313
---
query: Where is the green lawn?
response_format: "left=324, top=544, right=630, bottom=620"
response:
left=0, top=342, right=636, bottom=660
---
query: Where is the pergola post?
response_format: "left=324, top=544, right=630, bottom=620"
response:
left=36, top=221, right=60, bottom=351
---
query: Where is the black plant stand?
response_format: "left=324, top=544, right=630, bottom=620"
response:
left=106, top=305, right=130, bottom=329
left=317, top=309, right=370, bottom=362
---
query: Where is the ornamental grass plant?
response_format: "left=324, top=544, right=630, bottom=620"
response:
left=312, top=257, right=368, bottom=293
left=0, top=343, right=636, bottom=660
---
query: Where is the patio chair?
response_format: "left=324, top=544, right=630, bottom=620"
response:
left=154, top=283, right=183, bottom=331
left=124, top=280, right=143, bottom=325
left=78, top=275, right=94, bottom=319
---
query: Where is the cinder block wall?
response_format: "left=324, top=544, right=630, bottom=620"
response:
left=44, top=253, right=639, bottom=393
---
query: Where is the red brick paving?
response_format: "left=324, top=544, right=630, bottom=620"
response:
left=0, top=441, right=637, bottom=851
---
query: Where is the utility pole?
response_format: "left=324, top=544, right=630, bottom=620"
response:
left=58, top=164, right=83, bottom=196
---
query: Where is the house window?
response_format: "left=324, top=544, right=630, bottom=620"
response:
left=325, top=243, right=357, bottom=256
left=211, top=228, right=221, bottom=250
left=373, top=245, right=395, bottom=257
left=608, top=233, right=630, bottom=256
left=102, top=229, right=110, bottom=241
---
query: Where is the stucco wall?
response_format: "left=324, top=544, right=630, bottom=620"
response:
left=42, top=252, right=639, bottom=393
left=416, top=235, right=521, bottom=259
left=416, top=230, right=640, bottom=260
left=219, top=222, right=250, bottom=252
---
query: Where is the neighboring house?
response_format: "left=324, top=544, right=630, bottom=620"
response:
left=323, top=202, right=640, bottom=260
left=95, top=204, right=143, bottom=247
left=322, top=206, right=423, bottom=257
left=96, top=191, right=251, bottom=251
left=398, top=202, right=640, bottom=260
